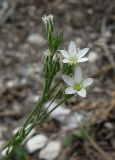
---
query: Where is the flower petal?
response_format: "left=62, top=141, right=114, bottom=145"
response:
left=65, top=87, right=76, bottom=94
left=78, top=57, right=88, bottom=62
left=63, top=59, right=69, bottom=63
left=62, top=75, right=74, bottom=86
left=74, top=67, right=82, bottom=83
left=77, top=88, right=86, bottom=97
left=82, top=78, right=93, bottom=87
left=77, top=48, right=89, bottom=58
left=68, top=41, right=77, bottom=55
left=59, top=50, right=69, bottom=59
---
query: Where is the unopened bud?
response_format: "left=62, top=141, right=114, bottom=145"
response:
left=53, top=54, right=60, bottom=62
left=42, top=14, right=54, bottom=25
left=44, top=49, right=51, bottom=57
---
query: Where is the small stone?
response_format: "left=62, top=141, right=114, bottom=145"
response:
left=29, top=95, right=40, bottom=103
left=26, top=134, right=48, bottom=153
left=102, top=31, right=112, bottom=40
left=20, top=78, right=28, bottom=85
left=39, top=140, right=61, bottom=160
left=63, top=112, right=84, bottom=130
left=44, top=101, right=71, bottom=122
left=88, top=51, right=98, bottom=62
left=75, top=37, right=83, bottom=47
left=6, top=79, right=18, bottom=88
left=87, top=8, right=93, bottom=15
left=104, top=122, right=113, bottom=130
left=27, top=33, right=45, bottom=46
left=110, top=44, right=115, bottom=51
left=95, top=37, right=106, bottom=46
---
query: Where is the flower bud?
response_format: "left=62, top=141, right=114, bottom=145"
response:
left=42, top=14, right=54, bottom=25
left=44, top=49, right=51, bottom=57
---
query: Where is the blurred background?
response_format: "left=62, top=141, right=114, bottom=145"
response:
left=0, top=0, right=115, bottom=159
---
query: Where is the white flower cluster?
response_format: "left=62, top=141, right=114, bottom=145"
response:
left=60, top=41, right=93, bottom=97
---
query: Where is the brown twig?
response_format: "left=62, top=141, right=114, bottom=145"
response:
left=83, top=129, right=113, bottom=160
left=0, top=111, right=21, bottom=118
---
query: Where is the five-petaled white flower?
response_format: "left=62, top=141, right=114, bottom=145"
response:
left=62, top=67, right=93, bottom=97
left=59, top=41, right=89, bottom=65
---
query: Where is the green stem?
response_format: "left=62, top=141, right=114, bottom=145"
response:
left=0, top=83, right=64, bottom=160
left=0, top=96, right=45, bottom=160
left=34, top=96, right=70, bottom=126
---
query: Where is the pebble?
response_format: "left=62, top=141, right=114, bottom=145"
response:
left=6, top=79, right=18, bottom=88
left=44, top=101, right=71, bottom=122
left=27, top=33, right=45, bottom=46
left=104, top=122, right=113, bottom=130
left=87, top=8, right=93, bottom=15
left=63, top=112, right=84, bottom=130
left=110, top=44, right=115, bottom=52
left=102, top=31, right=112, bottom=40
left=26, top=134, right=48, bottom=153
left=28, top=95, right=40, bottom=103
left=88, top=51, right=98, bottom=62
left=75, top=37, right=83, bottom=47
left=39, top=140, right=61, bottom=160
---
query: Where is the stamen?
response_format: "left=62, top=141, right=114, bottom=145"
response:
left=73, top=83, right=81, bottom=91
left=69, top=55, right=77, bottom=64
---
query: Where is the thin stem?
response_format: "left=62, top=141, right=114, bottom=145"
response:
left=0, top=92, right=46, bottom=160
left=47, top=95, right=72, bottom=116
left=35, top=96, right=69, bottom=126
left=0, top=15, right=69, bottom=160
left=49, top=79, right=62, bottom=95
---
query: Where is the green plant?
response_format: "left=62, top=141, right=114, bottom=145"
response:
left=0, top=15, right=93, bottom=160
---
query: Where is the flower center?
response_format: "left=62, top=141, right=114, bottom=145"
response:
left=73, top=83, right=81, bottom=91
left=69, top=55, right=77, bottom=64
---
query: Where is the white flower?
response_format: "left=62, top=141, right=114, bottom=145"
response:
left=42, top=14, right=54, bottom=25
left=59, top=41, right=89, bottom=65
left=62, top=67, right=93, bottom=97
